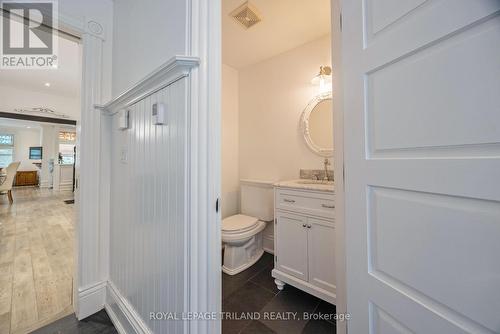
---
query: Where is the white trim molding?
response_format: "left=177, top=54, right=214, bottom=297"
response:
left=105, top=282, right=152, bottom=334
left=76, top=18, right=106, bottom=320
left=186, top=0, right=222, bottom=333
left=77, top=281, right=107, bottom=320
left=98, top=56, right=200, bottom=114
left=331, top=0, right=346, bottom=333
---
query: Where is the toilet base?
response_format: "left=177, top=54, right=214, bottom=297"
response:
left=222, top=231, right=265, bottom=276
left=222, top=249, right=264, bottom=275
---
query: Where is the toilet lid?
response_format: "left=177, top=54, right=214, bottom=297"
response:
left=222, top=214, right=259, bottom=233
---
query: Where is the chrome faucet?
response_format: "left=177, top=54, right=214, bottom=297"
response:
left=323, top=158, right=331, bottom=181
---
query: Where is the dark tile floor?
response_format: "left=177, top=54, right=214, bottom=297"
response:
left=223, top=253, right=336, bottom=334
left=31, top=253, right=335, bottom=334
left=30, top=309, right=117, bottom=334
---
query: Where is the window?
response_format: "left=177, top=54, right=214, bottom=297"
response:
left=0, top=134, right=14, bottom=168
left=59, top=144, right=75, bottom=165
left=0, top=134, right=14, bottom=145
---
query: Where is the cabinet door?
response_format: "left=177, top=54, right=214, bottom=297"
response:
left=275, top=211, right=308, bottom=281
left=307, top=217, right=335, bottom=293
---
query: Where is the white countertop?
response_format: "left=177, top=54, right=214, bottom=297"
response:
left=274, top=179, right=334, bottom=193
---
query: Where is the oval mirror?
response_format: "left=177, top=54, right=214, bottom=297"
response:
left=300, top=93, right=333, bottom=157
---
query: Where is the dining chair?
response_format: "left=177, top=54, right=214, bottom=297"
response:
left=0, top=162, right=21, bottom=204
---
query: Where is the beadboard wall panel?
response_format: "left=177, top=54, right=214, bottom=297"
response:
left=108, top=78, right=188, bottom=334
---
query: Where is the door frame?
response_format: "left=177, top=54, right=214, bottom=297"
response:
left=186, top=1, right=222, bottom=333
left=37, top=12, right=109, bottom=320
left=199, top=0, right=347, bottom=333
left=331, top=1, right=347, bottom=334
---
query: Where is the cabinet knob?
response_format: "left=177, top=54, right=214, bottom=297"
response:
left=307, top=224, right=312, bottom=228
left=302, top=223, right=307, bottom=227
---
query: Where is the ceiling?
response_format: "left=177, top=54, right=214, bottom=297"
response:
left=222, top=0, right=331, bottom=69
left=0, top=31, right=81, bottom=98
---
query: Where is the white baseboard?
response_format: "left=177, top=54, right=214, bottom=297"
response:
left=59, top=181, right=73, bottom=191
left=106, top=281, right=152, bottom=334
left=105, top=302, right=129, bottom=334
left=77, top=281, right=106, bottom=320
left=263, top=235, right=274, bottom=254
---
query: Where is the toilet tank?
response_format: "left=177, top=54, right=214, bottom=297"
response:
left=240, top=179, right=274, bottom=222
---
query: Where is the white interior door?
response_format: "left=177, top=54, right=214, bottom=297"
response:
left=342, top=1, right=500, bottom=333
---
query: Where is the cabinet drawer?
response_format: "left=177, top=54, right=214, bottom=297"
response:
left=276, top=188, right=335, bottom=219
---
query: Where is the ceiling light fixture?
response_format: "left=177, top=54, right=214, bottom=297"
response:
left=44, top=82, right=51, bottom=87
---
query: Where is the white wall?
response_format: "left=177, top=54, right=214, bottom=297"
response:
left=221, top=64, right=240, bottom=218
left=107, top=80, right=187, bottom=333
left=111, top=0, right=186, bottom=96
left=106, top=2, right=194, bottom=331
left=238, top=35, right=332, bottom=182
left=0, top=126, right=41, bottom=171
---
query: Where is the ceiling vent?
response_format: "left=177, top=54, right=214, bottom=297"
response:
left=230, top=2, right=262, bottom=29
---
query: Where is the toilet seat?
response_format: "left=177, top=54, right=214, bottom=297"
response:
left=222, top=214, right=259, bottom=234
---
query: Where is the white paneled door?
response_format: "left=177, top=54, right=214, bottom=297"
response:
left=342, top=1, right=500, bottom=333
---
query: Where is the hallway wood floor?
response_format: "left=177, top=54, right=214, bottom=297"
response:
left=0, top=187, right=75, bottom=334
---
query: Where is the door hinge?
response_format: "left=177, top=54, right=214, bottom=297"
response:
left=275, top=255, right=277, bottom=262
left=274, top=218, right=277, bottom=225
left=340, top=12, right=343, bottom=32
left=216, top=198, right=220, bottom=213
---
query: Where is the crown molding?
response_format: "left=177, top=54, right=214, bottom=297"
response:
left=97, top=55, right=200, bottom=115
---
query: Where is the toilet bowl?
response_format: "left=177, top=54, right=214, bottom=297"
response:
left=222, top=214, right=267, bottom=275
left=222, top=180, right=274, bottom=275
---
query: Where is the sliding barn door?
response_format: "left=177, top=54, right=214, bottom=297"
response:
left=342, top=1, right=500, bottom=333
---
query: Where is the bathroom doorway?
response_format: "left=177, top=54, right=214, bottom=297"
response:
left=220, top=1, right=338, bottom=333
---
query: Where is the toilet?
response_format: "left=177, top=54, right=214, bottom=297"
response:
left=222, top=179, right=274, bottom=275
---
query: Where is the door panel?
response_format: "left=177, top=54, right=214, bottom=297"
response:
left=307, top=218, right=336, bottom=293
left=343, top=1, right=500, bottom=333
left=275, top=212, right=308, bottom=281
left=366, top=17, right=500, bottom=156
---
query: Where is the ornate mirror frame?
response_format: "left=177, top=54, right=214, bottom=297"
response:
left=300, top=92, right=333, bottom=157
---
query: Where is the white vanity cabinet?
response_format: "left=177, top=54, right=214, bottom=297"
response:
left=272, top=184, right=336, bottom=304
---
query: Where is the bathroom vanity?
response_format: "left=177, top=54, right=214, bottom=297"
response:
left=272, top=179, right=336, bottom=304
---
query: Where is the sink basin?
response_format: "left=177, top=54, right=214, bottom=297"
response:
left=296, top=180, right=334, bottom=185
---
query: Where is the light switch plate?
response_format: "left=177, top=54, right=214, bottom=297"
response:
left=120, top=148, right=127, bottom=164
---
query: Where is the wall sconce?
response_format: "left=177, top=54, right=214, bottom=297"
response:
left=311, top=66, right=332, bottom=95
